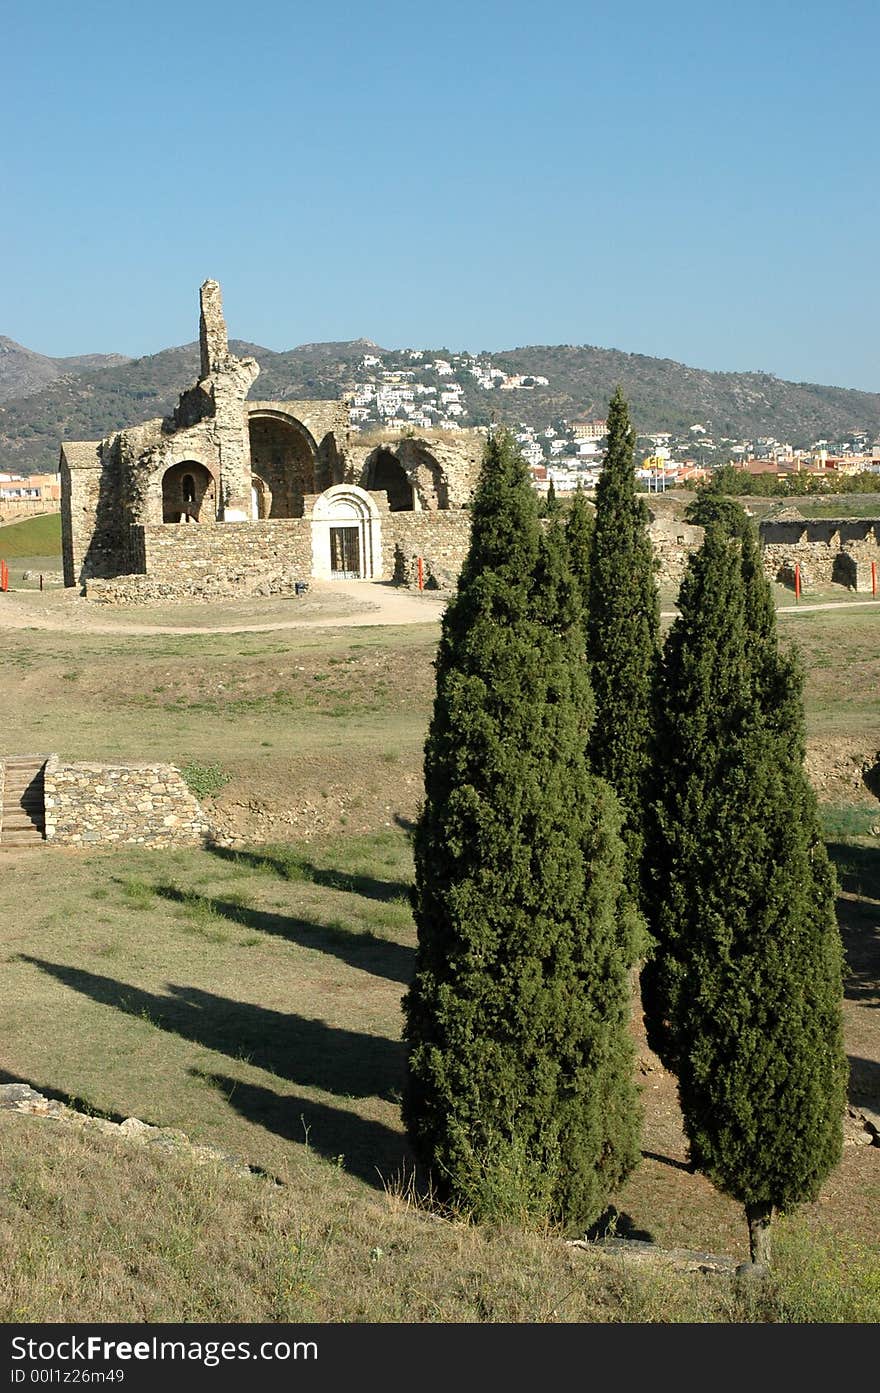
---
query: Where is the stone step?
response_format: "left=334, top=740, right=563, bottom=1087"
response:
left=1, top=753, right=47, bottom=846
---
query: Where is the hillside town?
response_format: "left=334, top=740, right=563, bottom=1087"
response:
left=346, top=348, right=880, bottom=497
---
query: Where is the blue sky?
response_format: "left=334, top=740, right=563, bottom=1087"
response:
left=2, top=0, right=878, bottom=389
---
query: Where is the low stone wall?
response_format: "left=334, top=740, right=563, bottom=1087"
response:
left=760, top=519, right=880, bottom=591
left=86, top=518, right=315, bottom=602
left=43, top=756, right=211, bottom=847
left=0, top=501, right=60, bottom=523
left=384, top=509, right=473, bottom=588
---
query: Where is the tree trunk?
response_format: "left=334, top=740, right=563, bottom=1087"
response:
left=745, top=1201, right=773, bottom=1267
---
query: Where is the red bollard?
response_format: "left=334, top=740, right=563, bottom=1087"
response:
left=0, top=559, right=8, bottom=593
left=873, top=561, right=877, bottom=598
left=794, top=562, right=801, bottom=603
left=417, top=556, right=424, bottom=592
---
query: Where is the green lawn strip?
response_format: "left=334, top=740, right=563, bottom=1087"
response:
left=0, top=513, right=62, bottom=557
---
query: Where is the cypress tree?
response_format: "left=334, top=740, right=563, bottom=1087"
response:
left=585, top=387, right=659, bottom=880
left=565, top=484, right=593, bottom=615
left=403, top=430, right=642, bottom=1229
left=545, top=476, right=561, bottom=518
left=642, top=522, right=847, bottom=1265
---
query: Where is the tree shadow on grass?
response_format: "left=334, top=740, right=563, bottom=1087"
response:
left=152, top=885, right=414, bottom=987
left=19, top=957, right=404, bottom=1103
left=206, top=842, right=411, bottom=905
left=827, top=841, right=880, bottom=901
left=197, top=1070, right=414, bottom=1192
left=585, top=1206, right=655, bottom=1243
left=848, top=1055, right=880, bottom=1113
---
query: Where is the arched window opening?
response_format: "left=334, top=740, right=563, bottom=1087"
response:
left=161, top=461, right=215, bottom=523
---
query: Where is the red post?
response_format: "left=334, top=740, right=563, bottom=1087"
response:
left=0, top=560, right=7, bottom=593
left=873, top=560, right=877, bottom=597
left=417, top=556, right=424, bottom=592
left=794, top=562, right=801, bottom=602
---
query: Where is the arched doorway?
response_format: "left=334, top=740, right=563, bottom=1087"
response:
left=310, top=486, right=382, bottom=580
left=248, top=412, right=317, bottom=517
left=161, top=461, right=216, bottom=523
left=362, top=448, right=415, bottom=511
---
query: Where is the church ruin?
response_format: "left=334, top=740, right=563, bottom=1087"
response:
left=59, top=281, right=880, bottom=602
left=60, top=281, right=481, bottom=601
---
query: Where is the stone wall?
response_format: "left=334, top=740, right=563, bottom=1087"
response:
left=140, top=517, right=312, bottom=577
left=384, top=509, right=473, bottom=588
left=760, top=519, right=880, bottom=591
left=647, top=517, right=704, bottom=586
left=43, top=756, right=210, bottom=847
left=0, top=501, right=60, bottom=523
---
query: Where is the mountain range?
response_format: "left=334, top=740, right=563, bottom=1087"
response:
left=1, top=332, right=878, bottom=475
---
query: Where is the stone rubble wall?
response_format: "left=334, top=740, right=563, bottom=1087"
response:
left=647, top=518, right=705, bottom=586
left=760, top=520, right=880, bottom=591
left=347, top=432, right=484, bottom=510
left=384, top=509, right=473, bottom=588
left=86, top=518, right=314, bottom=602
left=0, top=1083, right=253, bottom=1176
left=0, top=500, right=61, bottom=523
left=43, top=755, right=211, bottom=847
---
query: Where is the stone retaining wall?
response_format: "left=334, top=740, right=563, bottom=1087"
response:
left=43, top=756, right=211, bottom=847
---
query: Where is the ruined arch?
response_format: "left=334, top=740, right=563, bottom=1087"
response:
left=248, top=409, right=318, bottom=518
left=401, top=441, right=449, bottom=510
left=161, top=460, right=216, bottom=523
left=361, top=448, right=415, bottom=511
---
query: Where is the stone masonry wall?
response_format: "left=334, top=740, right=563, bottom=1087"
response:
left=647, top=517, right=704, bottom=586
left=384, top=509, right=473, bottom=587
left=85, top=519, right=314, bottom=602
left=43, top=756, right=211, bottom=847
left=760, top=520, right=880, bottom=591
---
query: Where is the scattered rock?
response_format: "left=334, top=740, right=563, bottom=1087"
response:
left=0, top=1084, right=254, bottom=1177
left=567, top=1237, right=738, bottom=1275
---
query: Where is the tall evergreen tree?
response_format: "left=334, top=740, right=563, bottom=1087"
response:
left=544, top=476, right=561, bottom=518
left=641, top=522, right=847, bottom=1265
left=565, top=484, right=593, bottom=616
left=585, top=387, right=659, bottom=880
left=403, top=430, right=642, bottom=1229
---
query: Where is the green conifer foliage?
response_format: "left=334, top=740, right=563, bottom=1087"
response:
left=403, top=431, right=642, bottom=1229
left=641, top=522, right=847, bottom=1264
left=545, top=476, right=561, bottom=519
left=585, top=388, right=659, bottom=876
left=565, top=485, right=593, bottom=615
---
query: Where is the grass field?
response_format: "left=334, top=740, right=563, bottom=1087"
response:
left=1, top=591, right=879, bottom=1322
left=1, top=824, right=878, bottom=1322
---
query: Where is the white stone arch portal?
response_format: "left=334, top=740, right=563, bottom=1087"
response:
left=311, top=485, right=382, bottom=581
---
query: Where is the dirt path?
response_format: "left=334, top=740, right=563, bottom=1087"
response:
left=660, top=599, right=880, bottom=620
left=2, top=582, right=878, bottom=638
left=0, top=581, right=447, bottom=636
